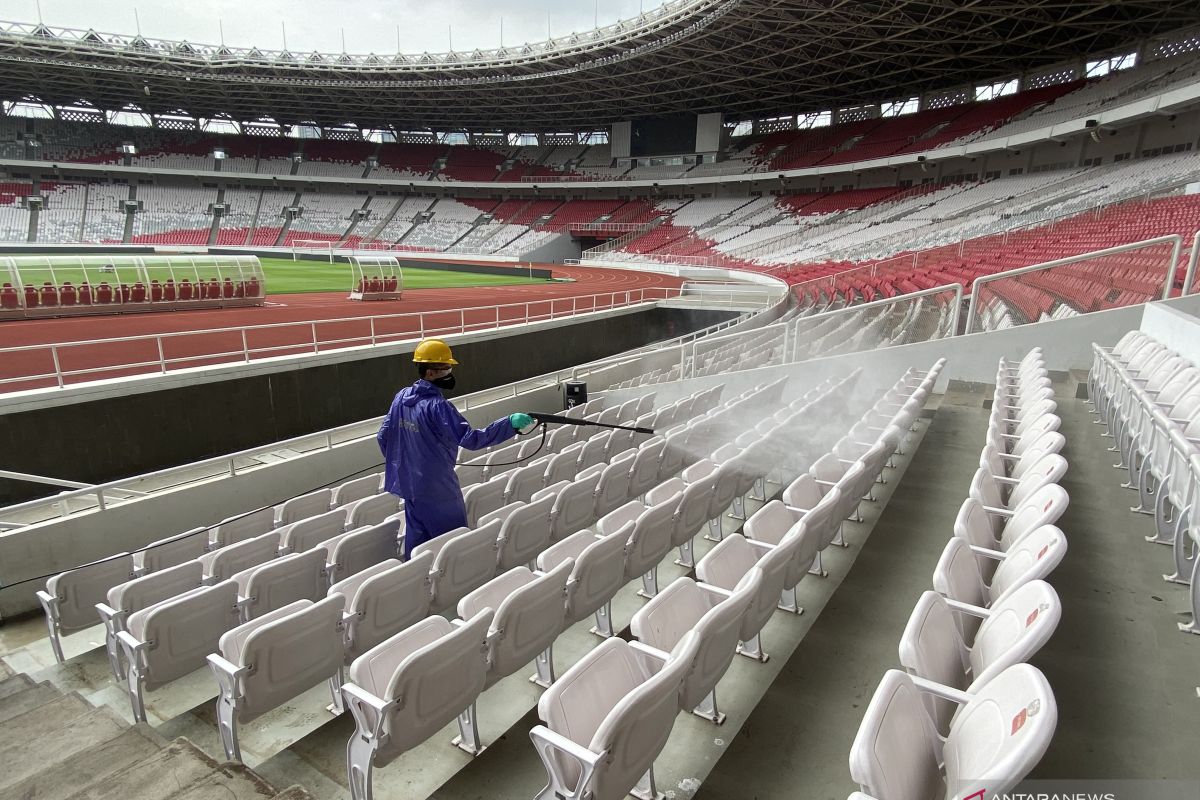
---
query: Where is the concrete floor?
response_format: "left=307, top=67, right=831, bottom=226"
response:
left=4, top=377, right=1196, bottom=800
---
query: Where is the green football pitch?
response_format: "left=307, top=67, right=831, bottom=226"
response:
left=258, top=257, right=551, bottom=294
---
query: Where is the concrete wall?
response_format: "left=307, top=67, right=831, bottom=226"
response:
left=519, top=232, right=583, bottom=264
left=0, top=305, right=736, bottom=506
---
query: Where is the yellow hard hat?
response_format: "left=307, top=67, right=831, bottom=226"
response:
left=412, top=338, right=458, bottom=365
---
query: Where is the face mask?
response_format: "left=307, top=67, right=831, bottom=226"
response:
left=431, top=374, right=456, bottom=391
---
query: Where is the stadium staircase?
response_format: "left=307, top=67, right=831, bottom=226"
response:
left=0, top=658, right=314, bottom=800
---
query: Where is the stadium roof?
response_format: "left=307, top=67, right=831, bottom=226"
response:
left=1, top=0, right=1199, bottom=131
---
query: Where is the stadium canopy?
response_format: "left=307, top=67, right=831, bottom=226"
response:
left=1, top=0, right=1198, bottom=132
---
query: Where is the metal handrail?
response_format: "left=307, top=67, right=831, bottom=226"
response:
left=1184, top=231, right=1200, bottom=297
left=0, top=287, right=683, bottom=391
left=963, top=235, right=1182, bottom=333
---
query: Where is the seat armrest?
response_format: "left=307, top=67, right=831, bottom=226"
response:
left=993, top=475, right=1019, bottom=485
left=910, top=675, right=973, bottom=707
left=981, top=505, right=1014, bottom=518
left=968, top=544, right=1005, bottom=560
left=207, top=653, right=249, bottom=701
left=95, top=602, right=122, bottom=627
left=943, top=598, right=990, bottom=619
left=627, top=640, right=670, bottom=672
left=529, top=725, right=604, bottom=771
left=744, top=538, right=776, bottom=557
left=783, top=505, right=811, bottom=517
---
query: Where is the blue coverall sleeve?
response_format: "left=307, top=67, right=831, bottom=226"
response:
left=435, top=400, right=516, bottom=452
left=377, top=398, right=395, bottom=456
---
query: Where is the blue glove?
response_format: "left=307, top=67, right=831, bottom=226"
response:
left=509, top=413, right=536, bottom=433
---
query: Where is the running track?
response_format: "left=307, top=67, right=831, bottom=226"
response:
left=0, top=264, right=681, bottom=393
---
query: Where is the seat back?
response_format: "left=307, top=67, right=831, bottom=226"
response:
left=108, top=561, right=203, bottom=617
left=628, top=438, right=666, bottom=498
left=743, top=500, right=795, bottom=547
left=547, top=470, right=602, bottom=540
left=594, top=457, right=634, bottom=519
left=496, top=496, right=554, bottom=571
left=226, top=594, right=346, bottom=720
left=429, top=519, right=502, bottom=610
left=332, top=552, right=433, bottom=660
left=577, top=431, right=611, bottom=472
left=1000, top=485, right=1069, bottom=549
left=848, top=669, right=946, bottom=800
left=481, top=561, right=572, bottom=682
left=212, top=507, right=276, bottom=549
left=333, top=473, right=382, bottom=507
left=898, top=591, right=972, bottom=731
left=781, top=505, right=826, bottom=589
left=204, top=531, right=279, bottom=584
left=932, top=538, right=988, bottom=642
left=587, top=632, right=699, bottom=800
left=138, top=529, right=207, bottom=573
left=1006, top=454, right=1068, bottom=509
left=563, top=526, right=631, bottom=623
left=543, top=450, right=578, bottom=486
left=277, top=488, right=333, bottom=526
left=695, top=534, right=759, bottom=592
left=990, top=525, right=1066, bottom=604
left=374, top=611, right=493, bottom=762
left=128, top=580, right=240, bottom=689
left=345, top=493, right=400, bottom=530
left=236, top=548, right=328, bottom=620
left=968, top=580, right=1061, bottom=692
left=47, top=553, right=135, bottom=631
left=464, top=476, right=508, bottom=528
left=942, top=664, right=1057, bottom=800
left=623, top=498, right=679, bottom=579
left=279, top=508, right=347, bottom=554
left=328, top=519, right=401, bottom=583
left=504, top=463, right=547, bottom=505
left=659, top=433, right=689, bottom=479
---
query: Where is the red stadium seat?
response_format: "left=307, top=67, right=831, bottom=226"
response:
left=118, top=284, right=131, bottom=303
left=59, top=282, right=77, bottom=306
left=163, top=279, right=177, bottom=301
left=207, top=278, right=221, bottom=299
left=1, top=283, right=18, bottom=310
left=150, top=280, right=163, bottom=302
left=40, top=282, right=59, bottom=307
left=78, top=282, right=93, bottom=305
left=96, top=282, right=113, bottom=304
left=23, top=285, right=38, bottom=308
left=222, top=278, right=235, bottom=299
left=131, top=282, right=147, bottom=303
left=246, top=278, right=261, bottom=298
left=179, top=279, right=194, bottom=301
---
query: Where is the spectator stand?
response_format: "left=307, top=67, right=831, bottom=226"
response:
left=0, top=253, right=266, bottom=319
left=348, top=255, right=402, bottom=301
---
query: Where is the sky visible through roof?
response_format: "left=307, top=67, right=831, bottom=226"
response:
left=9, top=0, right=670, bottom=54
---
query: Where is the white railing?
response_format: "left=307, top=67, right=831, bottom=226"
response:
left=963, top=235, right=1182, bottom=333
left=0, top=287, right=682, bottom=392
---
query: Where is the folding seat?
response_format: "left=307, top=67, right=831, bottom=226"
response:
left=848, top=665, right=1056, bottom=800
left=456, top=462, right=485, bottom=491
left=200, top=531, right=280, bottom=584
left=96, top=561, right=204, bottom=680
left=534, top=470, right=602, bottom=541
left=529, top=632, right=700, bottom=800
left=546, top=425, right=576, bottom=454
left=955, top=485, right=1068, bottom=554
left=745, top=493, right=838, bottom=591
left=208, top=594, right=346, bottom=761
left=37, top=553, right=135, bottom=664
left=594, top=451, right=637, bottom=519
left=503, top=462, right=548, bottom=506
left=278, top=507, right=347, bottom=554
left=489, top=495, right=554, bottom=571
left=969, top=453, right=1068, bottom=514
left=344, top=493, right=401, bottom=530
left=576, top=431, right=612, bottom=472
left=343, top=612, right=493, bottom=800
left=543, top=449, right=578, bottom=486
left=695, top=534, right=794, bottom=662
left=898, top=582, right=1061, bottom=733
left=276, top=488, right=333, bottom=526
left=601, top=491, right=681, bottom=598
left=626, top=438, right=665, bottom=499
left=596, top=406, right=623, bottom=427
left=464, top=475, right=509, bottom=527
left=117, top=580, right=241, bottom=722
left=616, top=398, right=641, bottom=423
left=537, top=523, right=631, bottom=638
left=211, top=507, right=277, bottom=549
left=415, top=519, right=502, bottom=611
left=650, top=476, right=720, bottom=569
left=453, top=560, right=575, bottom=753
left=986, top=413, right=1061, bottom=458
left=631, top=568, right=762, bottom=724
left=634, top=392, right=656, bottom=418
left=333, top=473, right=384, bottom=508
left=233, top=548, right=328, bottom=620
left=134, top=529, right=208, bottom=575
left=658, top=432, right=690, bottom=480
left=331, top=551, right=433, bottom=661
left=324, top=520, right=401, bottom=584
left=978, top=430, right=1065, bottom=480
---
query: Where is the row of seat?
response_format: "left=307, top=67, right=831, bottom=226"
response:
left=1089, top=331, right=1200, bottom=635
left=0, top=277, right=264, bottom=311
left=35, top=470, right=395, bottom=664
left=517, top=363, right=945, bottom=800
left=848, top=349, right=1069, bottom=800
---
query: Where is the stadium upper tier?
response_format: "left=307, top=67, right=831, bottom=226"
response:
left=3, top=50, right=1200, bottom=182
left=1, top=1, right=1198, bottom=129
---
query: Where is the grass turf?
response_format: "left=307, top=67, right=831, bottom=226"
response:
left=258, top=258, right=551, bottom=294
left=9, top=257, right=552, bottom=296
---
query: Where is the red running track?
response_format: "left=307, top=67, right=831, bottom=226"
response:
left=0, top=264, right=681, bottom=393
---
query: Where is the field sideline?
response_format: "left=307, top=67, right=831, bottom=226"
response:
left=259, top=257, right=552, bottom=294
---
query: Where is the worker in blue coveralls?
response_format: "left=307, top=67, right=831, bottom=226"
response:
left=378, top=338, right=535, bottom=557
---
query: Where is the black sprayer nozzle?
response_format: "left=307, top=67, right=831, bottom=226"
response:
left=528, top=411, right=654, bottom=435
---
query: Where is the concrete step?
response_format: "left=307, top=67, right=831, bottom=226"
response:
left=61, top=738, right=225, bottom=800
left=270, top=786, right=319, bottom=800
left=1, top=725, right=166, bottom=800
left=0, top=671, right=36, bottom=700
left=163, top=761, right=278, bottom=800
left=0, top=659, right=14, bottom=679
left=0, top=705, right=130, bottom=793
left=0, top=681, right=64, bottom=723
left=0, top=690, right=93, bottom=744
